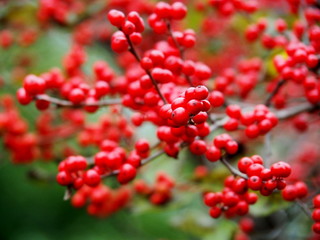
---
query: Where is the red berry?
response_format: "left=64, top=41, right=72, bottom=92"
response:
left=205, top=146, right=221, bottom=162
left=248, top=176, right=262, bottom=190
left=313, top=195, right=320, bottom=208
left=171, top=107, right=189, bottom=125
left=83, top=169, right=101, bottom=187
left=117, top=163, right=137, bottom=184
left=108, top=10, right=125, bottom=27
left=23, top=74, right=46, bottom=95
left=209, top=206, right=222, bottom=218
left=246, top=164, right=264, bottom=177
left=238, top=157, right=254, bottom=174
left=135, top=139, right=150, bottom=153
left=282, top=185, right=297, bottom=201
left=271, top=161, right=291, bottom=178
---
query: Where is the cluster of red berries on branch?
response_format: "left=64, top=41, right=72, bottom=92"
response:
left=1, top=0, right=320, bottom=238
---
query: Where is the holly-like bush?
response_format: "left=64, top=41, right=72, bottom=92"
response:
left=1, top=0, right=320, bottom=239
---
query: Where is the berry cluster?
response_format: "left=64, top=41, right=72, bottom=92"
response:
left=159, top=86, right=210, bottom=127
left=71, top=184, right=132, bottom=217
left=214, top=58, right=262, bottom=98
left=312, top=195, right=320, bottom=234
left=204, top=177, right=259, bottom=218
left=134, top=172, right=175, bottom=205
left=223, top=104, right=278, bottom=138
left=208, top=0, right=258, bottom=17
left=238, top=157, right=291, bottom=195
left=5, top=0, right=320, bottom=237
left=0, top=29, right=38, bottom=49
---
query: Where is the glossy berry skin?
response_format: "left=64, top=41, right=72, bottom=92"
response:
left=313, top=223, right=320, bottom=234
left=314, top=195, right=320, bottom=208
left=204, top=192, right=222, bottom=207
left=17, top=88, right=32, bottom=105
left=205, top=146, right=221, bottom=162
left=69, top=88, right=85, bottom=104
left=23, top=75, right=46, bottom=95
left=83, top=169, right=101, bottom=187
left=209, top=206, right=221, bottom=218
left=248, top=176, right=262, bottom=190
left=108, top=10, right=125, bottom=27
left=117, top=164, right=137, bottom=184
left=208, top=91, right=224, bottom=107
left=312, top=209, right=320, bottom=222
left=189, top=140, right=207, bottom=155
left=171, top=107, right=189, bottom=125
left=135, top=139, right=150, bottom=153
left=246, top=164, right=264, bottom=177
left=271, top=161, right=291, bottom=178
left=282, top=185, right=297, bottom=201
left=56, top=171, right=73, bottom=186
left=238, top=157, right=253, bottom=173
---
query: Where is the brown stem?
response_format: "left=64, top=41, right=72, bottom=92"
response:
left=122, top=30, right=167, bottom=104
left=220, top=155, right=248, bottom=179
left=265, top=79, right=286, bottom=107
left=166, top=21, right=194, bottom=87
left=275, top=102, right=318, bottom=119
left=296, top=199, right=312, bottom=217
left=101, top=150, right=165, bottom=179
left=34, top=95, right=122, bottom=108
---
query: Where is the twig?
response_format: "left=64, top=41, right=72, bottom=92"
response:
left=34, top=95, right=122, bottom=108
left=166, top=20, right=194, bottom=87
left=122, top=30, right=168, bottom=104
left=275, top=102, right=318, bottom=119
left=220, top=155, right=248, bottom=179
left=101, top=150, right=166, bottom=179
left=296, top=199, right=312, bottom=217
left=265, top=79, right=286, bottom=107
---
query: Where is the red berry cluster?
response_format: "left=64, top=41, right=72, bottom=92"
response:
left=108, top=10, right=144, bottom=53
left=159, top=86, right=210, bottom=127
left=214, top=58, right=262, bottom=98
left=203, top=177, right=258, bottom=218
left=71, top=184, right=132, bottom=217
left=0, top=29, right=38, bottom=49
left=312, top=195, right=320, bottom=234
left=208, top=0, right=258, bottom=17
left=78, top=110, right=133, bottom=146
left=281, top=181, right=308, bottom=201
left=17, top=59, right=116, bottom=112
left=56, top=155, right=92, bottom=187
left=0, top=96, right=37, bottom=163
left=208, top=133, right=239, bottom=158
left=134, top=172, right=175, bottom=205
left=148, top=2, right=187, bottom=34
left=223, top=104, right=278, bottom=138
left=37, top=0, right=83, bottom=24
left=238, top=157, right=291, bottom=196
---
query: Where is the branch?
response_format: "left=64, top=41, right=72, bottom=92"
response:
left=275, top=102, right=318, bottom=119
left=220, top=155, right=248, bottom=179
left=34, top=94, right=122, bottom=108
left=122, top=30, right=168, bottom=104
left=166, top=20, right=194, bottom=87
left=265, top=79, right=286, bottom=107
left=101, top=150, right=166, bottom=179
left=296, top=199, right=312, bottom=217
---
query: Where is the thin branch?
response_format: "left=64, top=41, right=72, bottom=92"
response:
left=166, top=20, right=194, bottom=87
left=122, top=30, right=168, bottom=104
left=296, top=199, right=312, bottom=217
left=101, top=150, right=166, bottom=179
left=34, top=94, right=122, bottom=108
left=275, top=102, right=318, bottom=119
left=265, top=79, right=286, bottom=107
left=220, top=156, right=248, bottom=179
